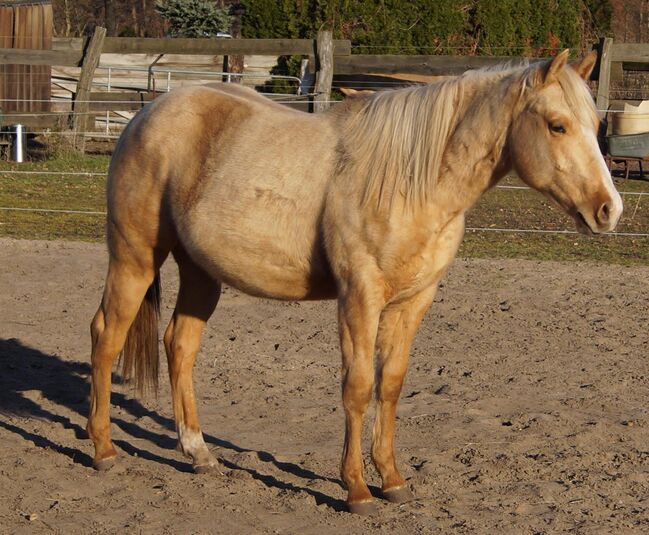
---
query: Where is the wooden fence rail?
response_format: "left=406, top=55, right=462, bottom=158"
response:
left=0, top=37, right=353, bottom=68
left=0, top=48, right=78, bottom=67
left=50, top=36, right=352, bottom=56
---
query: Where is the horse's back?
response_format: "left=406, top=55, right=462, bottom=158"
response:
left=108, top=84, right=340, bottom=300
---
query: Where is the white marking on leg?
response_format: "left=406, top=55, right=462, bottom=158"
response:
left=178, top=422, right=213, bottom=465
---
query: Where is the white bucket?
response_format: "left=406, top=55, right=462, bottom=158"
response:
left=612, top=101, right=649, bottom=135
left=612, top=113, right=649, bottom=135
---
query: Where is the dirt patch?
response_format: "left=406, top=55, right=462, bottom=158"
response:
left=0, top=238, right=648, bottom=534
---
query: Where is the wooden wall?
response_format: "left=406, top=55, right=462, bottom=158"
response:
left=0, top=1, right=52, bottom=114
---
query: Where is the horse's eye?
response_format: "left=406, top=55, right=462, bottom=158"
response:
left=549, top=122, right=566, bottom=134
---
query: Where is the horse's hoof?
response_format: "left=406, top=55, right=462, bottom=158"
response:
left=93, top=456, right=116, bottom=472
left=347, top=500, right=379, bottom=515
left=382, top=485, right=414, bottom=504
left=193, top=463, right=222, bottom=475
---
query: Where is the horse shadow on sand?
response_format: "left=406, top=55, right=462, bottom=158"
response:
left=0, top=338, right=348, bottom=511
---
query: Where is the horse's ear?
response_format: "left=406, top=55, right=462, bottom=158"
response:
left=534, top=49, right=570, bottom=86
left=571, top=50, right=597, bottom=80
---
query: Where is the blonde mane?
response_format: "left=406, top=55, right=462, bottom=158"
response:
left=342, top=78, right=463, bottom=209
left=342, top=60, right=598, bottom=210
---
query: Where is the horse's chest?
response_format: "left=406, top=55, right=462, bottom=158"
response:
left=384, top=217, right=465, bottom=300
left=388, top=251, right=444, bottom=297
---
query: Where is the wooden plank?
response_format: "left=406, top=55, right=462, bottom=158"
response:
left=334, top=54, right=543, bottom=76
left=611, top=43, right=649, bottom=63
left=73, top=27, right=106, bottom=151
left=596, top=37, right=613, bottom=113
left=102, top=37, right=352, bottom=56
left=0, top=47, right=81, bottom=66
left=0, top=6, right=14, bottom=111
left=88, top=91, right=155, bottom=111
left=28, top=5, right=39, bottom=112
left=313, top=31, right=333, bottom=113
left=53, top=37, right=352, bottom=56
left=15, top=4, right=26, bottom=112
left=52, top=37, right=85, bottom=51
left=0, top=6, right=13, bottom=48
left=0, top=112, right=60, bottom=128
left=40, top=2, right=52, bottom=113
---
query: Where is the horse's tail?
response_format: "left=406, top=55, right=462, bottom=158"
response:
left=119, top=273, right=161, bottom=394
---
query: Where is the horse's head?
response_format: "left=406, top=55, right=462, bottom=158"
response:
left=509, top=50, right=622, bottom=234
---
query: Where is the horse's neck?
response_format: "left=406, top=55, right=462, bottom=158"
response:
left=435, top=71, right=523, bottom=215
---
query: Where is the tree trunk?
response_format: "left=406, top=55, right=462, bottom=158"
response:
left=131, top=5, right=139, bottom=37
left=139, top=0, right=148, bottom=37
left=104, top=0, right=117, bottom=36
left=63, top=0, right=72, bottom=37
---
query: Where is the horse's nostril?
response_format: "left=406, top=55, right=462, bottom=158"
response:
left=597, top=202, right=610, bottom=225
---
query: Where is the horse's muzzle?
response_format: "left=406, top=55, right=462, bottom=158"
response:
left=578, top=196, right=623, bottom=235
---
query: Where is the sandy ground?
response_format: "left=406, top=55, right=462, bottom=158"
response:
left=0, top=238, right=648, bottom=534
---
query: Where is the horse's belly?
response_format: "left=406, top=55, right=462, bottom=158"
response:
left=191, top=236, right=335, bottom=300
left=180, top=198, right=336, bottom=301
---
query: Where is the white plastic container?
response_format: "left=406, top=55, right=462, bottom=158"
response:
left=612, top=101, right=649, bottom=135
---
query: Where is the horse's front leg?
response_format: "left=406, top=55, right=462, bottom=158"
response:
left=337, top=281, right=385, bottom=515
left=372, top=285, right=438, bottom=503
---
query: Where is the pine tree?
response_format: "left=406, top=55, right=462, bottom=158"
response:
left=156, top=0, right=232, bottom=37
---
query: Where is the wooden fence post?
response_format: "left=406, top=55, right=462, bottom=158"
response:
left=313, top=30, right=333, bottom=113
left=596, top=37, right=613, bottom=116
left=224, top=5, right=245, bottom=84
left=73, top=26, right=106, bottom=152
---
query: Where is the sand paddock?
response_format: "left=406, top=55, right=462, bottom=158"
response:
left=0, top=238, right=647, bottom=533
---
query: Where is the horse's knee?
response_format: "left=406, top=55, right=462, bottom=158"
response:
left=377, top=372, right=405, bottom=402
left=343, top=373, right=373, bottom=412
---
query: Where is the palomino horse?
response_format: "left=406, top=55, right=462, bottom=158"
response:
left=87, top=50, right=622, bottom=514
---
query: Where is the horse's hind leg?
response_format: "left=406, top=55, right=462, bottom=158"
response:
left=88, top=252, right=161, bottom=470
left=371, top=285, right=437, bottom=503
left=164, top=247, right=221, bottom=473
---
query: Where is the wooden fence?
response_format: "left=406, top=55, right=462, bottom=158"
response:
left=0, top=0, right=52, bottom=113
left=595, top=38, right=649, bottom=111
left=0, top=29, right=647, bottom=152
left=0, top=31, right=352, bottom=137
